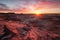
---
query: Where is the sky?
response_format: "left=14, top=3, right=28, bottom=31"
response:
left=0, top=0, right=60, bottom=14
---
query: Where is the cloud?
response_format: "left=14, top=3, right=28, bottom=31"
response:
left=38, top=0, right=60, bottom=8
left=46, top=0, right=60, bottom=2
left=0, top=3, right=11, bottom=11
left=11, top=0, right=60, bottom=13
left=0, top=0, right=60, bottom=13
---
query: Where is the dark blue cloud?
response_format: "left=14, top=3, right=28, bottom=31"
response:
left=0, top=3, right=11, bottom=11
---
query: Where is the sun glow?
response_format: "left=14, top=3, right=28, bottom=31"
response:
left=35, top=10, right=42, bottom=14
left=28, top=6, right=42, bottom=14
left=30, top=10, right=42, bottom=15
